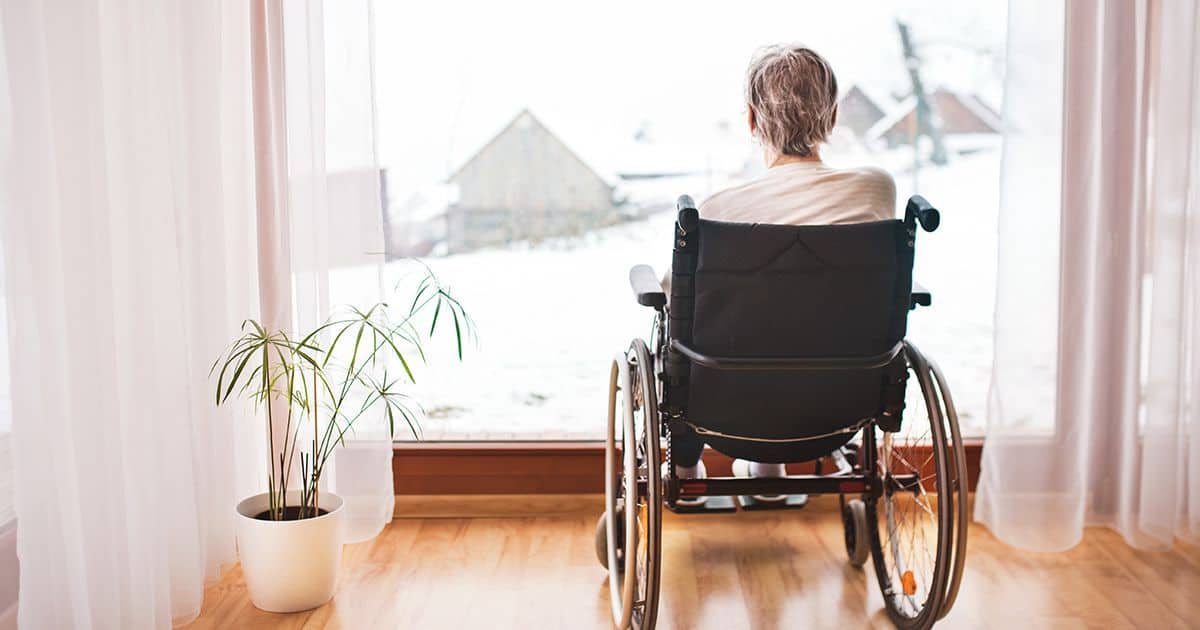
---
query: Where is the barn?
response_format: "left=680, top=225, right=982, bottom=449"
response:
left=868, top=89, right=1001, bottom=148
left=835, top=84, right=893, bottom=138
left=445, top=109, right=618, bottom=253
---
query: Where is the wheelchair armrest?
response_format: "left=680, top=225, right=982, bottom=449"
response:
left=911, top=281, right=931, bottom=308
left=630, top=264, right=667, bottom=308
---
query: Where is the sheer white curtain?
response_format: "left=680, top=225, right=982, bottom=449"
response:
left=276, top=0, right=393, bottom=544
left=0, top=0, right=387, bottom=627
left=0, top=1, right=260, bottom=626
left=978, top=0, right=1200, bottom=551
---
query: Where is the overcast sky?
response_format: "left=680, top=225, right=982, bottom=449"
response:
left=372, top=0, right=1007, bottom=201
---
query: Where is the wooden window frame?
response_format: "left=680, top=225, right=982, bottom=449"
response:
left=393, top=440, right=983, bottom=495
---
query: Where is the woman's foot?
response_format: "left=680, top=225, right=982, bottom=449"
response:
left=731, top=459, right=788, bottom=503
left=672, top=460, right=707, bottom=507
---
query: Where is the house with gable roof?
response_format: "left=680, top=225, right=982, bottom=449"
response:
left=445, top=109, right=619, bottom=253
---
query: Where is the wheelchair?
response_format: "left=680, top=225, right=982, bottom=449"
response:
left=596, top=195, right=968, bottom=630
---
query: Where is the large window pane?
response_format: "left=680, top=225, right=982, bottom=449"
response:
left=375, top=0, right=1006, bottom=439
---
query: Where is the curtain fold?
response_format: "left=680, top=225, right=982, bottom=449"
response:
left=978, top=0, right=1200, bottom=551
left=0, top=0, right=389, bottom=625
left=1139, top=0, right=1200, bottom=545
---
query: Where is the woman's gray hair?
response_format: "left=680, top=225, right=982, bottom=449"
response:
left=745, top=44, right=839, bottom=157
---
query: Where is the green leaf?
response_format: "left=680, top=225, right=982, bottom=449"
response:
left=215, top=340, right=258, bottom=402
left=362, top=320, right=416, bottom=382
left=451, top=307, right=463, bottom=360
left=429, top=298, right=442, bottom=336
left=408, top=278, right=431, bottom=316
left=220, top=347, right=257, bottom=405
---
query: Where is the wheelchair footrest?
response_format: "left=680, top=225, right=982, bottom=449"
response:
left=737, top=494, right=810, bottom=511
left=667, top=495, right=737, bottom=514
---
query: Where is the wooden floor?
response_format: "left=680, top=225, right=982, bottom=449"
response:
left=191, top=496, right=1200, bottom=629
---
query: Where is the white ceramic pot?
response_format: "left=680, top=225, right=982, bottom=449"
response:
left=235, top=490, right=345, bottom=613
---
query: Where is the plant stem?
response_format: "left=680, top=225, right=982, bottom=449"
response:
left=313, top=366, right=320, bottom=517
left=263, top=344, right=279, bottom=520
left=279, top=361, right=299, bottom=516
left=313, top=470, right=321, bottom=516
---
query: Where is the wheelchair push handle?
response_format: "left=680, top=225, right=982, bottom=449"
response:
left=905, top=195, right=940, bottom=232
left=676, top=195, right=699, bottom=235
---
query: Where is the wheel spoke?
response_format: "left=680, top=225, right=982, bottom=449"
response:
left=878, top=422, right=942, bottom=620
left=892, top=448, right=924, bottom=475
left=913, top=493, right=937, bottom=520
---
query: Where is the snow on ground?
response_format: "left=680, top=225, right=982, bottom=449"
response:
left=386, top=210, right=679, bottom=440
left=387, top=150, right=1000, bottom=440
left=893, top=153, right=999, bottom=435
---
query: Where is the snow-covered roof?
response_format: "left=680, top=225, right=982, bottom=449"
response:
left=447, top=109, right=621, bottom=187
left=447, top=107, right=759, bottom=190
left=956, top=94, right=1002, bottom=133
left=865, top=90, right=1002, bottom=142
left=866, top=96, right=917, bottom=141
left=840, top=83, right=899, bottom=113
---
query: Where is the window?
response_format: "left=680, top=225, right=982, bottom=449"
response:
left=375, top=1, right=1006, bottom=440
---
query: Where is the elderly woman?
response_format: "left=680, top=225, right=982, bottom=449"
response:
left=672, top=44, right=896, bottom=505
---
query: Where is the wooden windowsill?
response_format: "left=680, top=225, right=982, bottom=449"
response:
left=393, top=439, right=983, bottom=495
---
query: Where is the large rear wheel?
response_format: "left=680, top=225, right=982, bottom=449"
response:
left=602, top=340, right=662, bottom=629
left=865, top=342, right=966, bottom=629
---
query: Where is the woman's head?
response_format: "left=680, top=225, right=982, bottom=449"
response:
left=745, top=44, right=839, bottom=159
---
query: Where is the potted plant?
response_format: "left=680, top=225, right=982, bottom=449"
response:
left=212, top=269, right=470, bottom=612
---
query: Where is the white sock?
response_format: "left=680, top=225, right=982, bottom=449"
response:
left=749, top=462, right=786, bottom=478
left=676, top=460, right=707, bottom=479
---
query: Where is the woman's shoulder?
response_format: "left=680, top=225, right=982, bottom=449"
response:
left=698, top=178, right=760, bottom=216
left=823, top=164, right=897, bottom=220
left=837, top=164, right=895, bottom=186
left=833, top=164, right=897, bottom=199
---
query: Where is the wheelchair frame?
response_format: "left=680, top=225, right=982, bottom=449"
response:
left=598, top=195, right=968, bottom=630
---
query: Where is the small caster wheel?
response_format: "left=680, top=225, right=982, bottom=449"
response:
left=595, top=506, right=629, bottom=570
left=843, top=498, right=869, bottom=567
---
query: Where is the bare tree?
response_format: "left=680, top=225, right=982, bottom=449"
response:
left=897, top=20, right=948, bottom=167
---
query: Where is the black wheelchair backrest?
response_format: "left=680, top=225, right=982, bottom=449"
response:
left=665, top=198, right=919, bottom=461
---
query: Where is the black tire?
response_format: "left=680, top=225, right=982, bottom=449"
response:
left=627, top=339, right=662, bottom=630
left=928, top=358, right=969, bottom=621
left=843, top=499, right=869, bottom=567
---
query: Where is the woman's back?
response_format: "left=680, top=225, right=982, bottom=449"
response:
left=701, top=161, right=896, bottom=225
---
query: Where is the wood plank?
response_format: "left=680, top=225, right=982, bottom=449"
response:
left=393, top=493, right=604, bottom=518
